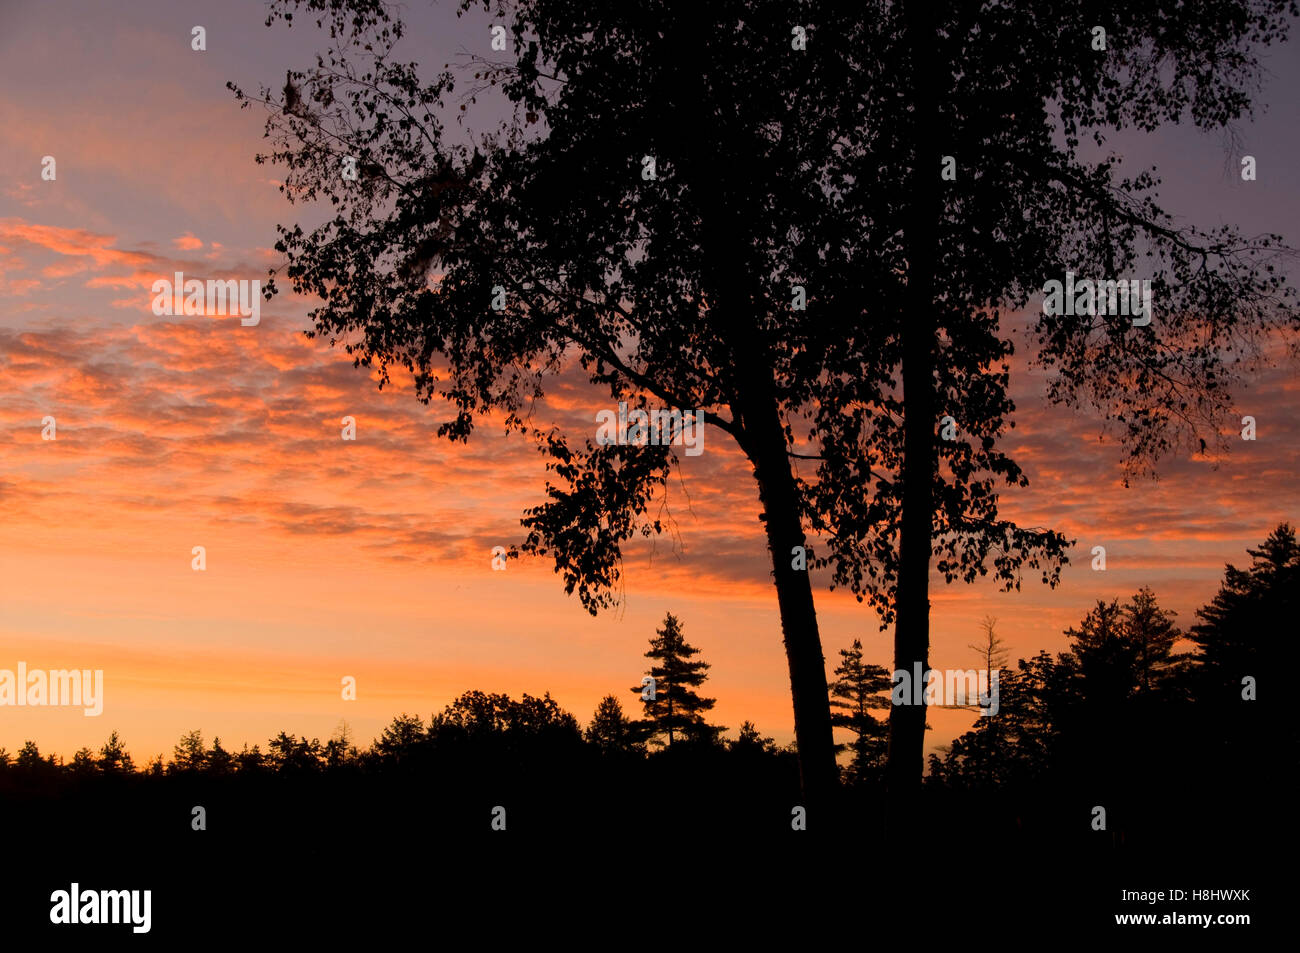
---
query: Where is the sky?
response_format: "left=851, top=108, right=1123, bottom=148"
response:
left=1, top=0, right=1298, bottom=764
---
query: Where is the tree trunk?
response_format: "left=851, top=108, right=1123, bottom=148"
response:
left=667, top=683, right=674, bottom=747
left=693, top=103, right=839, bottom=814
left=886, top=0, right=941, bottom=820
left=741, top=387, right=840, bottom=817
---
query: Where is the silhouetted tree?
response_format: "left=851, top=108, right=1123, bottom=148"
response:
left=1124, top=587, right=1180, bottom=694
left=235, top=743, right=266, bottom=774
left=1062, top=588, right=1179, bottom=707
left=1187, top=522, right=1299, bottom=698
left=232, top=0, right=1300, bottom=819
left=16, top=740, right=43, bottom=770
left=729, top=721, right=777, bottom=756
left=98, top=731, right=134, bottom=775
left=267, top=733, right=324, bottom=774
left=169, top=730, right=207, bottom=773
left=69, top=747, right=97, bottom=778
left=632, top=614, right=720, bottom=747
left=206, top=737, right=235, bottom=776
left=760, top=1, right=1300, bottom=805
left=828, top=640, right=891, bottom=784
left=229, top=0, right=940, bottom=807
left=947, top=617, right=1013, bottom=783
left=324, top=721, right=359, bottom=769
left=1182, top=523, right=1298, bottom=767
left=1067, top=599, right=1137, bottom=706
left=929, top=649, right=1066, bottom=788
left=586, top=694, right=642, bottom=757
left=969, top=617, right=1009, bottom=689
left=378, top=714, right=425, bottom=752
left=430, top=691, right=582, bottom=751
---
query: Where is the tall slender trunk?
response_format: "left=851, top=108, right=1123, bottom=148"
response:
left=886, top=1, right=941, bottom=820
left=740, top=385, right=840, bottom=816
left=698, top=153, right=839, bottom=814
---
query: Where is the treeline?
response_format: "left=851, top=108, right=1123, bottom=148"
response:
left=0, top=615, right=797, bottom=786
left=917, top=523, right=1295, bottom=852
left=930, top=523, right=1295, bottom=789
left=1, top=525, right=1291, bottom=843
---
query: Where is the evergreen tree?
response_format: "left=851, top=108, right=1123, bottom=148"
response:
left=235, top=743, right=265, bottom=774
left=828, top=639, right=891, bottom=784
left=1182, top=523, right=1298, bottom=778
left=69, top=747, right=97, bottom=778
left=1124, top=587, right=1180, bottom=693
left=1066, top=589, right=1181, bottom=702
left=267, top=732, right=325, bottom=774
left=16, top=740, right=42, bottom=769
left=728, top=720, right=777, bottom=756
left=206, top=737, right=235, bottom=776
left=928, top=650, right=1064, bottom=788
left=631, top=613, right=720, bottom=747
left=1187, top=523, right=1299, bottom=696
left=586, top=694, right=642, bottom=756
left=98, top=730, right=134, bottom=775
left=1065, top=599, right=1135, bottom=705
left=170, top=729, right=207, bottom=773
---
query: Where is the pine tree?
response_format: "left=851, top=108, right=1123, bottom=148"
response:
left=828, top=639, right=892, bottom=784
left=586, top=694, right=642, bottom=756
left=206, top=737, right=235, bottom=776
left=69, top=748, right=97, bottom=777
left=1187, top=523, right=1300, bottom=696
left=235, top=744, right=265, bottom=774
left=16, top=740, right=42, bottom=769
left=98, top=730, right=134, bottom=775
left=1064, top=599, right=1134, bottom=705
left=1183, top=524, right=1299, bottom=772
left=1124, top=587, right=1180, bottom=693
left=170, top=729, right=207, bottom=773
left=631, top=613, right=720, bottom=747
left=729, top=721, right=777, bottom=756
left=1067, top=589, right=1181, bottom=702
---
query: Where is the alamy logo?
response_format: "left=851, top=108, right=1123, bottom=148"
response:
left=50, top=883, right=151, bottom=933
left=1042, top=271, right=1152, bottom=326
left=892, top=664, right=1000, bottom=716
left=151, top=271, right=261, bottom=326
left=0, top=662, right=102, bottom=716
left=595, top=401, right=705, bottom=456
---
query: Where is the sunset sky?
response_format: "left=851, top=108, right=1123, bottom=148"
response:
left=2, top=0, right=1298, bottom=765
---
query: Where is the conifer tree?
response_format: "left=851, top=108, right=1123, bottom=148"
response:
left=1124, top=587, right=1180, bottom=694
left=1187, top=523, right=1299, bottom=696
left=631, top=613, right=720, bottom=747
left=586, top=693, right=643, bottom=756
left=828, top=639, right=892, bottom=783
left=98, top=730, right=134, bottom=775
